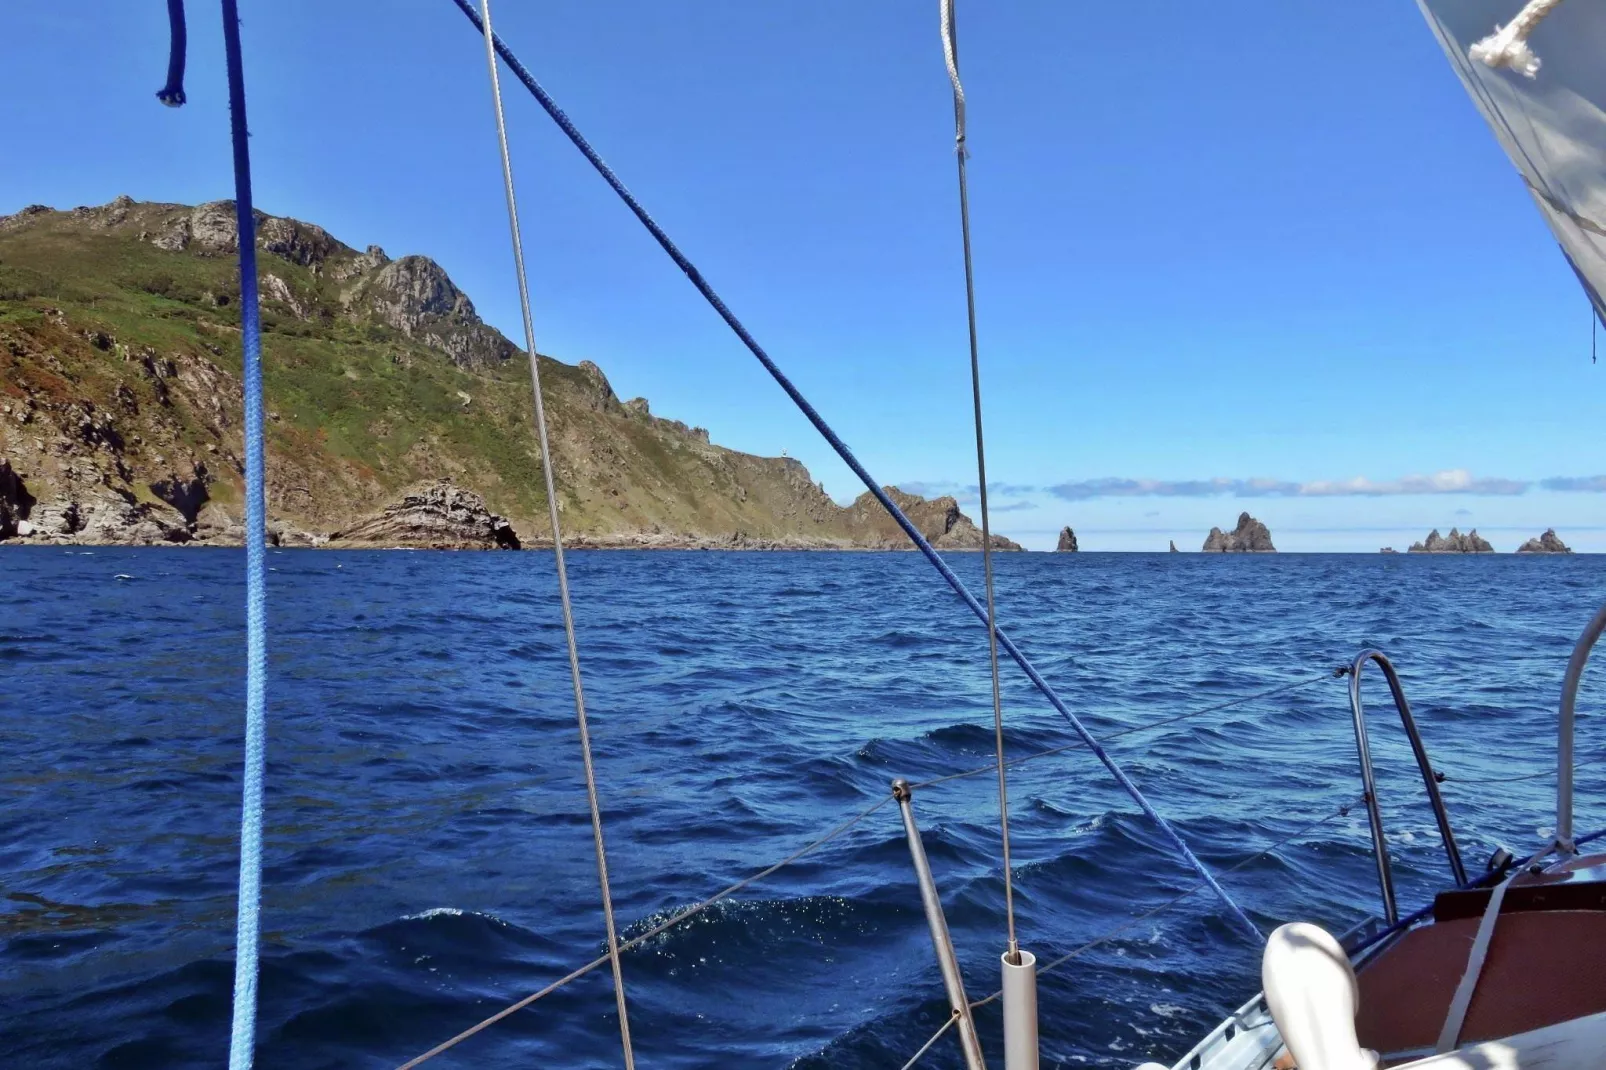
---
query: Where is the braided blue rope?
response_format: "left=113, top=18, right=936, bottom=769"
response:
left=450, top=0, right=1260, bottom=944
left=220, top=0, right=268, bottom=1065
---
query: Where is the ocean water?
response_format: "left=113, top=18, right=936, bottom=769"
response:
left=1, top=548, right=1602, bottom=1069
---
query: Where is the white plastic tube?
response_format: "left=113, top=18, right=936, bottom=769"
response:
left=1002, top=949, right=1039, bottom=1070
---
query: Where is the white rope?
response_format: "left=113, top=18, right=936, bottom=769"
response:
left=476, top=3, right=636, bottom=1067
left=939, top=0, right=966, bottom=153
left=1470, top=0, right=1566, bottom=78
left=1434, top=870, right=1517, bottom=1051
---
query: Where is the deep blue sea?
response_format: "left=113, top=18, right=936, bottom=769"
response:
left=2, top=548, right=1603, bottom=1069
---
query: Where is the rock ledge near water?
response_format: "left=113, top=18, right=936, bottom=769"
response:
left=330, top=481, right=520, bottom=550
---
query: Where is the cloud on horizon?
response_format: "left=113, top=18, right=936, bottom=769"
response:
left=1046, top=469, right=1596, bottom=501
left=898, top=471, right=1606, bottom=505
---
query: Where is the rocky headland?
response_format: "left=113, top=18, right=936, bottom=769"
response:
left=1201, top=513, right=1275, bottom=553
left=1516, top=529, right=1572, bottom=554
left=0, top=197, right=1015, bottom=551
left=1408, top=528, right=1494, bottom=553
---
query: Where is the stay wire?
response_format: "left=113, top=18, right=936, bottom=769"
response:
left=446, top=0, right=1260, bottom=947
left=939, top=0, right=1016, bottom=959
left=474, top=2, right=634, bottom=1066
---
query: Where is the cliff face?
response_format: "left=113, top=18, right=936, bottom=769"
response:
left=1408, top=528, right=1494, bottom=553
left=0, top=198, right=1005, bottom=550
left=1201, top=512, right=1275, bottom=553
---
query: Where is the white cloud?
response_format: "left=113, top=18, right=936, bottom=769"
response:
left=1049, top=469, right=1547, bottom=501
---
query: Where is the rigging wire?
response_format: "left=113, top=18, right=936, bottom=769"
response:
left=217, top=2, right=269, bottom=1066
left=939, top=0, right=1017, bottom=959
left=446, top=0, right=1259, bottom=946
left=473, top=2, right=634, bottom=1065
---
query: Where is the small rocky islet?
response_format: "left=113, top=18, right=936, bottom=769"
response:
left=1201, top=512, right=1276, bottom=553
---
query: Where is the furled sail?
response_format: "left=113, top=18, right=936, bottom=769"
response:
left=1416, top=0, right=1606, bottom=328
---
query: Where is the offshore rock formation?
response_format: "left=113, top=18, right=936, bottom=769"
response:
left=843, top=487, right=1021, bottom=551
left=1201, top=512, right=1275, bottom=553
left=1408, top=528, right=1494, bottom=553
left=1169, top=540, right=1179, bottom=553
left=1516, top=528, right=1573, bottom=553
left=330, top=481, right=520, bottom=550
left=1057, top=526, right=1078, bottom=552
left=1380, top=547, right=1398, bottom=554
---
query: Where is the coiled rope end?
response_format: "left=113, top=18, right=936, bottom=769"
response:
left=1470, top=23, right=1542, bottom=78
left=156, top=85, right=187, bottom=108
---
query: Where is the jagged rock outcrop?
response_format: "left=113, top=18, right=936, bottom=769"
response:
left=1201, top=512, right=1275, bottom=553
left=1056, top=526, right=1078, bottom=552
left=1408, top=528, right=1494, bottom=553
left=844, top=487, right=1021, bottom=550
left=1168, top=540, right=1178, bottom=553
left=1380, top=547, right=1398, bottom=554
left=346, top=255, right=513, bottom=370
left=1516, top=529, right=1573, bottom=554
left=330, top=481, right=520, bottom=550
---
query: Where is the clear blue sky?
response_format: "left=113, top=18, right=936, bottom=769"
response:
left=3, top=1, right=1600, bottom=550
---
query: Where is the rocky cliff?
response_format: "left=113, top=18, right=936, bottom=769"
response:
left=1056, top=526, right=1078, bottom=552
left=0, top=198, right=1007, bottom=550
left=1516, top=529, right=1572, bottom=554
left=1201, top=512, right=1275, bottom=553
left=1408, top=528, right=1494, bottom=553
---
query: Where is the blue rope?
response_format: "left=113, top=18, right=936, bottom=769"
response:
left=157, top=0, right=187, bottom=107
left=449, top=0, right=1261, bottom=944
left=220, top=0, right=268, bottom=1065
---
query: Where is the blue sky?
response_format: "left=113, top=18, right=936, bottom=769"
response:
left=3, top=1, right=1600, bottom=550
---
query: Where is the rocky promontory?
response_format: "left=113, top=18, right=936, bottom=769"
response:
left=330, top=481, right=520, bottom=550
left=1516, top=529, right=1572, bottom=554
left=0, top=198, right=1030, bottom=552
left=1201, top=513, right=1275, bottom=553
left=1408, top=528, right=1493, bottom=553
left=1057, top=526, right=1078, bottom=552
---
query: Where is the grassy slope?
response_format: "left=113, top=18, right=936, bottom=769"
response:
left=0, top=200, right=861, bottom=542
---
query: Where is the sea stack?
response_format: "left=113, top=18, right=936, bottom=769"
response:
left=1516, top=528, right=1573, bottom=553
left=1169, top=540, right=1179, bottom=553
left=1056, top=526, right=1079, bottom=552
left=1201, top=512, right=1275, bottom=553
left=1407, top=528, right=1494, bottom=553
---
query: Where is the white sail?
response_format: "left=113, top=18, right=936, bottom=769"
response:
left=1416, top=0, right=1606, bottom=324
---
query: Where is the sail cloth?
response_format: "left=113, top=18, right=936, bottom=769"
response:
left=1416, top=0, right=1606, bottom=327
